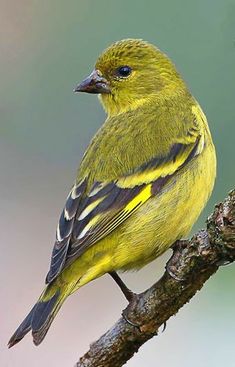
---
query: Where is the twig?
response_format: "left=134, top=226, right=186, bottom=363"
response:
left=75, top=189, right=235, bottom=367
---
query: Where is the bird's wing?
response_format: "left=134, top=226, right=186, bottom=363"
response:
left=46, top=136, right=203, bottom=283
left=45, top=179, right=87, bottom=283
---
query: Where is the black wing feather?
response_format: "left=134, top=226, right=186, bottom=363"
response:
left=46, top=178, right=87, bottom=283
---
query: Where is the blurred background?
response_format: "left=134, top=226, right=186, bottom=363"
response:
left=1, top=0, right=235, bottom=366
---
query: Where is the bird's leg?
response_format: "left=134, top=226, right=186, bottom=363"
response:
left=109, top=272, right=141, bottom=328
left=109, top=271, right=136, bottom=303
left=110, top=272, right=166, bottom=331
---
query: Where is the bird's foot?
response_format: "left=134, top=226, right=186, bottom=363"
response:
left=166, top=263, right=185, bottom=281
left=109, top=271, right=143, bottom=329
left=122, top=308, right=141, bottom=330
left=167, top=240, right=188, bottom=281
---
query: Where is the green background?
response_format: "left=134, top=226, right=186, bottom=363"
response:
left=1, top=1, right=235, bottom=366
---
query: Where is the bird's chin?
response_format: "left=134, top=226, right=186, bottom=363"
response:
left=98, top=93, right=115, bottom=115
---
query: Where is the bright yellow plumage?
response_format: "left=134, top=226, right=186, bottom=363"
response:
left=9, top=39, right=216, bottom=347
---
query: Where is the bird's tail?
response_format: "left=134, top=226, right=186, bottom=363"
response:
left=8, top=282, right=71, bottom=347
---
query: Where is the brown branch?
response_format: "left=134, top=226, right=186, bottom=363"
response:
left=75, top=189, right=235, bottom=367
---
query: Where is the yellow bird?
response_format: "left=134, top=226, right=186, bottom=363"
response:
left=9, top=39, right=216, bottom=347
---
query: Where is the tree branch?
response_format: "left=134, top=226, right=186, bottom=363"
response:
left=75, top=189, right=235, bottom=367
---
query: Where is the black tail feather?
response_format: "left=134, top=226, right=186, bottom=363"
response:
left=8, top=290, right=60, bottom=348
left=8, top=305, right=36, bottom=348
left=32, top=291, right=60, bottom=345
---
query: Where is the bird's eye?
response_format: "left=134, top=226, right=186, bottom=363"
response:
left=116, top=66, right=132, bottom=78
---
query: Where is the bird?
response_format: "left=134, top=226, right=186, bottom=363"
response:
left=8, top=38, right=216, bottom=347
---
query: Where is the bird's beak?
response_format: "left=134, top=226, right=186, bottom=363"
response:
left=74, top=70, right=111, bottom=94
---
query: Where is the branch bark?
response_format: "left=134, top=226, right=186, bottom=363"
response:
left=75, top=189, right=235, bottom=367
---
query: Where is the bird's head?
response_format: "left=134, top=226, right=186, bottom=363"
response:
left=74, top=39, right=186, bottom=116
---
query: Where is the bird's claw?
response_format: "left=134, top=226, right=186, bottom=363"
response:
left=122, top=309, right=141, bottom=331
left=166, top=264, right=185, bottom=281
